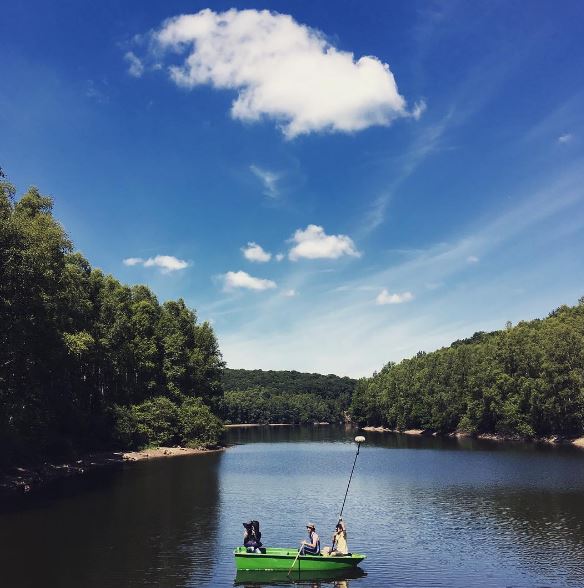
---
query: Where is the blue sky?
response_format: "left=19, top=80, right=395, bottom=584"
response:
left=1, top=1, right=583, bottom=376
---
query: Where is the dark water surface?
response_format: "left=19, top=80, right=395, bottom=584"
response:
left=1, top=427, right=584, bottom=587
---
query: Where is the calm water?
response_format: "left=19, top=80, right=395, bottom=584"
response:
left=1, top=427, right=584, bottom=587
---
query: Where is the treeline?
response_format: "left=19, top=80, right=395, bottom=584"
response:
left=220, top=369, right=356, bottom=424
left=350, top=300, right=584, bottom=438
left=0, top=182, right=224, bottom=467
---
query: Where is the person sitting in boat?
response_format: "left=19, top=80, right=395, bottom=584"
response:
left=322, top=519, right=348, bottom=556
left=299, top=523, right=320, bottom=555
left=243, top=520, right=262, bottom=553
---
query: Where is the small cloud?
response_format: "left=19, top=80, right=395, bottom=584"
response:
left=282, top=289, right=296, bottom=297
left=124, top=255, right=189, bottom=273
left=289, top=224, right=360, bottom=261
left=558, top=133, right=573, bottom=144
left=125, top=51, right=145, bottom=78
left=250, top=165, right=280, bottom=198
left=86, top=80, right=108, bottom=104
left=223, top=270, right=277, bottom=291
left=411, top=100, right=427, bottom=121
left=242, top=242, right=271, bottom=262
left=376, top=289, right=414, bottom=305
left=467, top=255, right=479, bottom=263
left=275, top=253, right=285, bottom=262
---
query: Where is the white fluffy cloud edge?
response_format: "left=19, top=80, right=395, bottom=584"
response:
left=223, top=270, right=277, bottom=291
left=123, top=255, right=189, bottom=272
left=376, top=289, right=414, bottom=305
left=289, top=224, right=360, bottom=260
left=242, top=242, right=272, bottom=262
left=132, top=8, right=424, bottom=138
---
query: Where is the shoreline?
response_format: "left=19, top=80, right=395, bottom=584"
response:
left=1, top=446, right=224, bottom=498
left=224, top=422, right=330, bottom=428
left=361, top=426, right=584, bottom=448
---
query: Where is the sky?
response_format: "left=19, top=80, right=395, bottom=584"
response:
left=1, top=1, right=583, bottom=377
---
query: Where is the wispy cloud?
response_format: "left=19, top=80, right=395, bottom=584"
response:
left=376, top=289, right=414, bottom=305
left=223, top=270, right=277, bottom=291
left=216, top=163, right=584, bottom=376
left=242, top=242, right=271, bottom=262
left=467, top=255, right=479, bottom=263
left=411, top=100, right=427, bottom=121
left=250, top=165, right=280, bottom=198
left=282, top=289, right=297, bottom=297
left=144, top=8, right=421, bottom=138
left=289, top=225, right=360, bottom=261
left=124, top=51, right=144, bottom=78
left=558, top=133, right=573, bottom=144
left=86, top=80, right=108, bottom=104
left=123, top=255, right=189, bottom=273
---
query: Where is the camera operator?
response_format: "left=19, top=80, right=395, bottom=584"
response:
left=243, top=520, right=263, bottom=553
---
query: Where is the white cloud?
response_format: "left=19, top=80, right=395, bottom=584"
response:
left=289, top=224, right=360, bottom=261
left=467, top=255, right=479, bottom=263
left=282, top=289, right=297, bottom=297
left=376, top=289, right=414, bottom=305
left=275, top=253, right=285, bottom=262
left=411, top=100, right=427, bottom=121
left=558, top=133, right=573, bottom=144
left=150, top=8, right=417, bottom=138
left=242, top=242, right=272, bottom=262
left=124, top=51, right=144, bottom=78
left=224, top=270, right=277, bottom=291
left=250, top=165, right=280, bottom=198
left=124, top=255, right=189, bottom=272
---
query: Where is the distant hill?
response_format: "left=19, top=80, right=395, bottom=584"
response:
left=220, top=368, right=357, bottom=424
left=223, top=368, right=356, bottom=398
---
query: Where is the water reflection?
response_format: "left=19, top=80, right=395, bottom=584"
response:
left=234, top=567, right=366, bottom=586
left=0, top=452, right=223, bottom=588
left=226, top=425, right=355, bottom=446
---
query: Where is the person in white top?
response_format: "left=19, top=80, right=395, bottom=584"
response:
left=322, top=519, right=349, bottom=556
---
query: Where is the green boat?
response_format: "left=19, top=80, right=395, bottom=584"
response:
left=233, top=547, right=366, bottom=571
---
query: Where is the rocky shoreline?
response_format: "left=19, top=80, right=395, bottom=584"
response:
left=0, top=446, right=223, bottom=498
left=361, top=426, right=584, bottom=448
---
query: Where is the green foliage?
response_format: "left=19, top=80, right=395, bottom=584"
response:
left=220, top=369, right=356, bottom=424
left=112, top=396, right=224, bottom=449
left=350, top=301, right=584, bottom=438
left=0, top=182, right=225, bottom=466
left=130, top=397, right=179, bottom=448
left=178, top=397, right=224, bottom=448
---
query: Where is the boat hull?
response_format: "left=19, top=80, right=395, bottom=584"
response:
left=233, top=547, right=366, bottom=571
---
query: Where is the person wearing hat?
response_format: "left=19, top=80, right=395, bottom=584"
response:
left=299, top=523, right=321, bottom=555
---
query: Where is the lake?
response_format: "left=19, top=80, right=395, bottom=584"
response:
left=1, top=426, right=584, bottom=587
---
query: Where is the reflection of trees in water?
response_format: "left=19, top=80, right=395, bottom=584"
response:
left=421, top=485, right=584, bottom=585
left=227, top=425, right=357, bottom=446
left=0, top=452, right=223, bottom=588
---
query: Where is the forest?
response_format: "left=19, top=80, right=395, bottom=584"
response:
left=0, top=181, right=224, bottom=467
left=350, top=300, right=584, bottom=438
left=220, top=369, right=356, bottom=424
left=2, top=178, right=583, bottom=471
